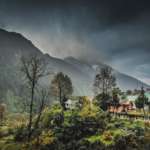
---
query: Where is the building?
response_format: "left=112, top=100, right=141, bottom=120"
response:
left=108, top=101, right=135, bottom=113
left=65, top=99, right=77, bottom=109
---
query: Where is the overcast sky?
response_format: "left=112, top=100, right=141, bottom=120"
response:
left=0, top=0, right=150, bottom=84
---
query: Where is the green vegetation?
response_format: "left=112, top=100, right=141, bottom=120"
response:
left=0, top=60, right=150, bottom=150
left=1, top=99, right=150, bottom=150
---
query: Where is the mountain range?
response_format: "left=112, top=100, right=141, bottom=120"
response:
left=0, top=28, right=149, bottom=98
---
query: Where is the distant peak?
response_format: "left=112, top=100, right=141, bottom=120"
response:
left=0, top=28, right=21, bottom=36
left=44, top=53, right=52, bottom=58
left=0, top=28, right=30, bottom=42
left=0, top=28, right=6, bottom=32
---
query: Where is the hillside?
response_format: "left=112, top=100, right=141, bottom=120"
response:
left=0, top=28, right=149, bottom=98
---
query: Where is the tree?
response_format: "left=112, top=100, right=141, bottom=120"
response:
left=0, top=103, right=6, bottom=123
left=51, top=72, right=73, bottom=110
left=112, top=87, right=122, bottom=96
left=133, top=89, right=140, bottom=95
left=94, top=66, right=116, bottom=95
left=95, top=93, right=111, bottom=111
left=34, top=88, right=50, bottom=130
left=33, top=88, right=50, bottom=146
left=135, top=87, right=148, bottom=118
left=112, top=88, right=120, bottom=113
left=21, top=56, right=47, bottom=141
left=126, top=90, right=132, bottom=95
left=94, top=66, right=116, bottom=110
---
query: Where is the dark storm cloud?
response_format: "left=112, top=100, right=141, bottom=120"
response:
left=1, top=0, right=150, bottom=26
left=0, top=0, right=150, bottom=83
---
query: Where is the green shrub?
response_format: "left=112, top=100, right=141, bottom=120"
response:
left=2, top=143, right=22, bottom=150
left=41, top=104, right=63, bottom=128
left=14, top=125, right=28, bottom=142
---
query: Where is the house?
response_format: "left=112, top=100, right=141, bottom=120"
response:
left=108, top=101, right=135, bottom=113
left=65, top=99, right=77, bottom=109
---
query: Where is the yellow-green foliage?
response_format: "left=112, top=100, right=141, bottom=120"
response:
left=79, top=96, right=101, bottom=118
left=41, top=104, right=62, bottom=127
left=0, top=126, right=10, bottom=137
left=5, top=113, right=28, bottom=128
left=87, top=134, right=114, bottom=146
left=0, top=113, right=28, bottom=140
left=31, top=130, right=55, bottom=146
left=87, top=129, right=126, bottom=146
left=86, top=135, right=101, bottom=143
left=0, top=135, right=21, bottom=150
left=100, top=131, right=114, bottom=146
left=0, top=143, right=21, bottom=150
left=109, top=118, right=145, bottom=130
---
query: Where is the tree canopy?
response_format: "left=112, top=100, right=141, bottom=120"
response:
left=51, top=72, right=73, bottom=110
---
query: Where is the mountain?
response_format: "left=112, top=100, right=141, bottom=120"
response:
left=0, top=28, right=149, bottom=98
left=64, top=57, right=150, bottom=93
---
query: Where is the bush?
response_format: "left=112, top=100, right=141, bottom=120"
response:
left=114, top=134, right=139, bottom=150
left=14, top=125, right=28, bottom=142
left=41, top=104, right=63, bottom=128
left=31, top=130, right=55, bottom=147
left=2, top=143, right=22, bottom=150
